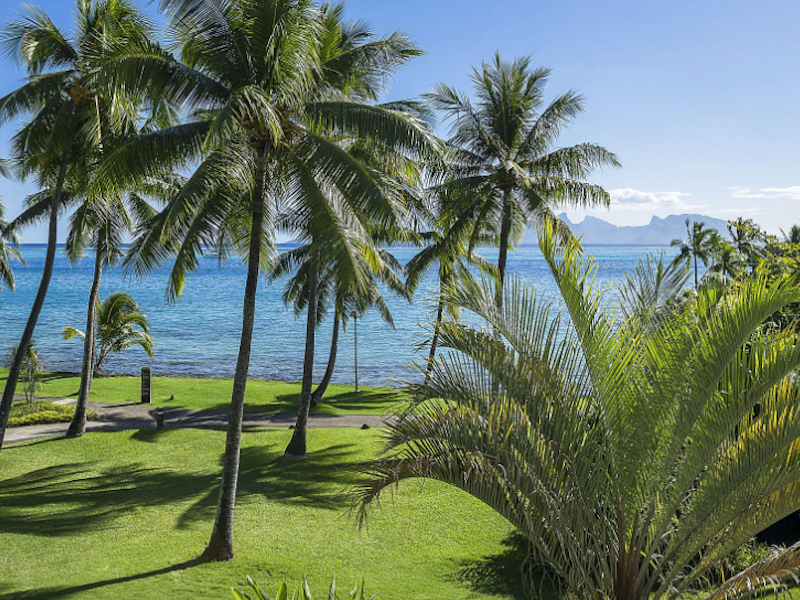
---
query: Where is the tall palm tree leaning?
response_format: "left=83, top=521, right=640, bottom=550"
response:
left=428, top=54, right=619, bottom=307
left=0, top=0, right=139, bottom=451
left=671, top=219, right=718, bottom=289
left=354, top=221, right=800, bottom=600
left=102, top=0, right=436, bottom=560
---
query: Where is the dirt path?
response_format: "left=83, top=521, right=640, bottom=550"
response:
left=4, top=399, right=389, bottom=446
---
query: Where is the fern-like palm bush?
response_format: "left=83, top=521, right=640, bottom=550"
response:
left=63, top=291, right=153, bottom=374
left=354, top=221, right=800, bottom=600
left=233, top=576, right=375, bottom=600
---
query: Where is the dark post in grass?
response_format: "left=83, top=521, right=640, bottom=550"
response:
left=141, top=367, right=151, bottom=404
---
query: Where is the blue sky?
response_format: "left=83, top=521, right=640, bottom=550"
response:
left=1, top=0, right=797, bottom=241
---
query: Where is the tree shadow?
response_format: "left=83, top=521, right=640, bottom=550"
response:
left=273, top=389, right=405, bottom=414
left=0, top=558, right=205, bottom=599
left=174, top=432, right=360, bottom=528
left=452, top=533, right=557, bottom=600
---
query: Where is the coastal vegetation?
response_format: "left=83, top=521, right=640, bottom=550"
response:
left=0, top=0, right=798, bottom=598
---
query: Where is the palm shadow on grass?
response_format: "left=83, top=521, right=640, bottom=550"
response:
left=452, top=533, right=556, bottom=600
left=271, top=389, right=405, bottom=414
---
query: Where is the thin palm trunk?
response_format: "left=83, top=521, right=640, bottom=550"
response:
left=353, top=314, right=359, bottom=392
left=496, top=193, right=513, bottom=308
left=425, top=272, right=445, bottom=384
left=0, top=143, right=72, bottom=453
left=203, top=144, right=269, bottom=561
left=67, top=249, right=102, bottom=437
left=311, top=305, right=340, bottom=406
left=285, top=248, right=320, bottom=459
left=694, top=252, right=699, bottom=289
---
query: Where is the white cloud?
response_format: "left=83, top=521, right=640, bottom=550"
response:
left=729, top=185, right=800, bottom=200
left=609, top=188, right=695, bottom=208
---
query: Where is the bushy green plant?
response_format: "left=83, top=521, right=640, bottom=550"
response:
left=8, top=401, right=97, bottom=427
left=6, top=341, right=44, bottom=404
left=232, top=576, right=375, bottom=600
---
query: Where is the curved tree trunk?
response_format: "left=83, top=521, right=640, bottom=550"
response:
left=284, top=248, right=320, bottom=459
left=425, top=273, right=445, bottom=384
left=0, top=145, right=72, bottom=453
left=203, top=144, right=269, bottom=562
left=310, top=305, right=340, bottom=406
left=68, top=249, right=102, bottom=437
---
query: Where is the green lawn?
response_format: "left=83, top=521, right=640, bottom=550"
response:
left=0, top=428, right=524, bottom=599
left=0, top=369, right=408, bottom=415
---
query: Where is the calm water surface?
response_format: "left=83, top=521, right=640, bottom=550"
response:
left=0, top=244, right=676, bottom=386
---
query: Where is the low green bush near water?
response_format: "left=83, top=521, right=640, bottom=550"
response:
left=8, top=400, right=97, bottom=427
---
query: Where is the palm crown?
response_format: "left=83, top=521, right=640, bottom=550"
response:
left=428, top=54, right=619, bottom=303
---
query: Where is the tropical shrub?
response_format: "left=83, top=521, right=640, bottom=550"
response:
left=354, top=221, right=800, bottom=600
left=8, top=400, right=97, bottom=427
left=6, top=341, right=44, bottom=404
left=232, top=576, right=374, bottom=600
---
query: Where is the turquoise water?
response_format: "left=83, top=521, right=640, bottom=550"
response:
left=0, top=244, right=675, bottom=386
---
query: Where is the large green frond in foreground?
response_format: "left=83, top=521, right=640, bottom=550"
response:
left=354, top=219, right=800, bottom=600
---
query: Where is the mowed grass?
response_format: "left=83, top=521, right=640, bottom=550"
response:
left=0, top=369, right=407, bottom=415
left=0, top=428, right=525, bottom=600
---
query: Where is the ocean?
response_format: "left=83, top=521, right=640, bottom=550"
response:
left=0, top=244, right=676, bottom=386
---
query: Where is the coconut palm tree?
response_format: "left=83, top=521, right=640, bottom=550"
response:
left=101, top=0, right=435, bottom=560
left=0, top=196, right=24, bottom=292
left=707, top=238, right=747, bottom=281
left=427, top=54, right=618, bottom=307
left=63, top=290, right=153, bottom=372
left=5, top=340, right=44, bottom=405
left=354, top=221, right=800, bottom=600
left=728, top=217, right=764, bottom=273
left=0, top=0, right=149, bottom=451
left=406, top=198, right=497, bottom=382
left=671, top=219, right=718, bottom=289
left=272, top=241, right=406, bottom=410
left=781, top=223, right=800, bottom=245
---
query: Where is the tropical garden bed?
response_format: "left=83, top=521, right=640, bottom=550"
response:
left=8, top=400, right=97, bottom=428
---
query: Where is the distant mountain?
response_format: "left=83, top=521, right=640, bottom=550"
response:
left=522, top=214, right=731, bottom=246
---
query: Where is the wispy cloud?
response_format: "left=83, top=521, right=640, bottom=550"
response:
left=729, top=185, right=800, bottom=200
left=608, top=188, right=702, bottom=211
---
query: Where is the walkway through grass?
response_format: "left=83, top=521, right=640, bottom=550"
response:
left=0, top=428, right=525, bottom=599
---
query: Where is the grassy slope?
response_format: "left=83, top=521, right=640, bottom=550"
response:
left=0, top=428, right=525, bottom=600
left=0, top=369, right=407, bottom=415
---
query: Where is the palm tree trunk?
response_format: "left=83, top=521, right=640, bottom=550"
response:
left=311, top=305, right=340, bottom=406
left=353, top=314, right=359, bottom=392
left=496, top=193, right=513, bottom=308
left=425, top=272, right=445, bottom=384
left=203, top=143, right=269, bottom=562
left=68, top=249, right=102, bottom=437
left=0, top=144, right=72, bottom=453
left=284, top=248, right=320, bottom=459
left=694, top=253, right=699, bottom=289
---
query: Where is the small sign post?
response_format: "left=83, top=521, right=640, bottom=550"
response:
left=141, top=367, right=152, bottom=404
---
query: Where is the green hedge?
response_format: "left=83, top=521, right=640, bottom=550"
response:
left=8, top=401, right=97, bottom=427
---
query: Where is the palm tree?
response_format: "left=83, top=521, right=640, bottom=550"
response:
left=406, top=201, right=496, bottom=382
left=0, top=196, right=24, bottom=291
left=670, top=219, right=718, bottom=288
left=781, top=223, right=800, bottom=245
left=427, top=54, right=618, bottom=307
left=728, top=217, right=764, bottom=272
left=354, top=221, right=800, bottom=600
left=272, top=244, right=404, bottom=408
left=0, top=0, right=147, bottom=451
left=707, top=238, right=747, bottom=281
left=63, top=291, right=153, bottom=373
left=103, top=0, right=436, bottom=560
left=5, top=340, right=44, bottom=405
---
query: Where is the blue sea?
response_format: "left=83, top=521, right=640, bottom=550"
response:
left=0, top=244, right=676, bottom=386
